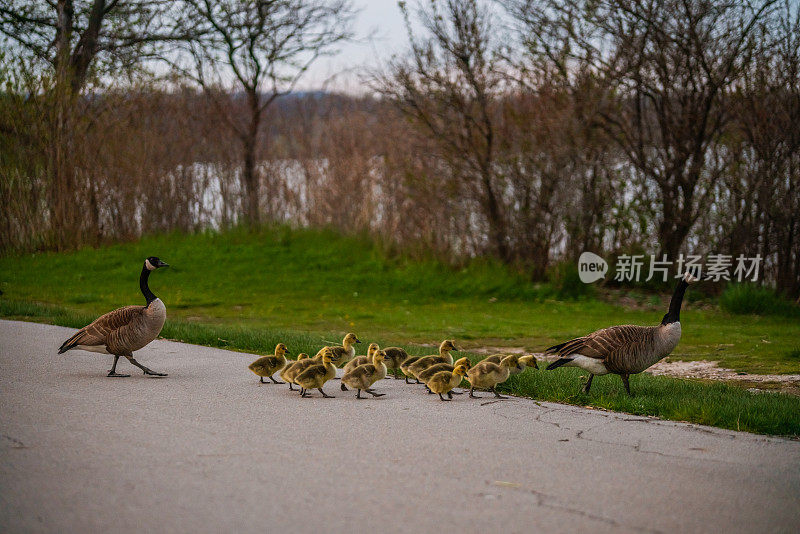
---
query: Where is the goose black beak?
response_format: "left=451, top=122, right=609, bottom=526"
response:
left=157, top=260, right=169, bottom=268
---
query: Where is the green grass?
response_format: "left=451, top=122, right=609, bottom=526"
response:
left=1, top=226, right=799, bottom=436
left=720, top=283, right=800, bottom=317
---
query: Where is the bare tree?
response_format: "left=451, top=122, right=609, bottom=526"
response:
left=509, top=0, right=777, bottom=261
left=177, top=0, right=355, bottom=226
left=373, top=0, right=513, bottom=261
left=0, top=0, right=190, bottom=247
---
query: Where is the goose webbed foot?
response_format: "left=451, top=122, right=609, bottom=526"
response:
left=439, top=393, right=450, bottom=401
left=127, top=356, right=167, bottom=377
left=270, top=377, right=284, bottom=384
left=469, top=388, right=480, bottom=399
left=367, top=389, right=385, bottom=397
left=341, top=383, right=349, bottom=391
left=491, top=387, right=507, bottom=399
left=107, top=371, right=130, bottom=378
left=450, top=389, right=463, bottom=395
left=319, top=388, right=334, bottom=398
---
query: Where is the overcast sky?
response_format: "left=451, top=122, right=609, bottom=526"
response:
left=296, top=0, right=410, bottom=92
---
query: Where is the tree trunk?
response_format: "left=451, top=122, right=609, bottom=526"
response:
left=241, top=89, right=262, bottom=227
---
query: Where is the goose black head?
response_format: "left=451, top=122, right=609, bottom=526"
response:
left=145, top=257, right=169, bottom=271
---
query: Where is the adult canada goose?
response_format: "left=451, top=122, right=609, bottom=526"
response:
left=382, top=346, right=409, bottom=379
left=466, top=355, right=523, bottom=399
left=248, top=343, right=290, bottom=384
left=341, top=349, right=388, bottom=399
left=57, top=256, right=169, bottom=377
left=405, top=340, right=458, bottom=380
left=426, top=364, right=469, bottom=401
left=545, top=272, right=699, bottom=395
left=341, top=343, right=379, bottom=391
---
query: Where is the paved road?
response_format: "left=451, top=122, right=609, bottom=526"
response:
left=1, top=320, right=798, bottom=533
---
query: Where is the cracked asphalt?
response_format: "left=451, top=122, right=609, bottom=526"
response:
left=1, top=320, right=799, bottom=533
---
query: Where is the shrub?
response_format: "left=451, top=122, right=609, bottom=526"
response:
left=720, top=283, right=799, bottom=317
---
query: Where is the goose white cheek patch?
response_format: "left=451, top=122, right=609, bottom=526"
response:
left=145, top=259, right=156, bottom=271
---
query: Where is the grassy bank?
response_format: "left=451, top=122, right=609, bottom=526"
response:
left=1, top=226, right=799, bottom=437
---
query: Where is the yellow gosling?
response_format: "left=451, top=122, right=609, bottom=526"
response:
left=295, top=349, right=340, bottom=398
left=315, top=332, right=360, bottom=368
left=484, top=353, right=538, bottom=375
left=407, top=340, right=458, bottom=380
left=341, top=349, right=388, bottom=399
left=281, top=353, right=317, bottom=391
left=426, top=364, right=469, bottom=401
left=417, top=356, right=473, bottom=393
left=466, top=355, right=523, bottom=399
left=341, top=343, right=379, bottom=391
left=248, top=343, right=290, bottom=384
left=383, top=346, right=409, bottom=379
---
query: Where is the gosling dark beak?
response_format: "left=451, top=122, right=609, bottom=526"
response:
left=355, top=339, right=361, bottom=344
left=453, top=346, right=459, bottom=351
left=285, top=350, right=291, bottom=355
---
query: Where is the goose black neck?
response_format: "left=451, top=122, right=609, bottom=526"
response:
left=661, top=279, right=688, bottom=325
left=140, top=264, right=157, bottom=304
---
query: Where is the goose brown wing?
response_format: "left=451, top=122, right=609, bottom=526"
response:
left=547, top=325, right=650, bottom=362
left=296, top=363, right=328, bottom=382
left=58, top=305, right=146, bottom=353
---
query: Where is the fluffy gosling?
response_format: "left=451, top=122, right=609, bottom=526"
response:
left=426, top=364, right=469, bottom=401
left=295, top=348, right=340, bottom=398
left=341, top=349, right=388, bottom=399
left=405, top=340, right=458, bottom=381
left=341, top=342, right=379, bottom=391
left=382, top=346, right=409, bottom=380
left=248, top=343, right=290, bottom=384
left=315, top=332, right=361, bottom=368
left=466, top=355, right=523, bottom=399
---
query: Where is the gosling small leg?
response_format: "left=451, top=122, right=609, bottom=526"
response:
left=439, top=393, right=450, bottom=401
left=582, top=374, right=594, bottom=393
left=319, top=388, right=334, bottom=398
left=107, top=355, right=130, bottom=377
left=270, top=376, right=284, bottom=384
left=341, top=383, right=349, bottom=391
left=405, top=376, right=411, bottom=384
left=469, top=387, right=480, bottom=399
left=450, top=389, right=463, bottom=395
left=288, top=382, right=295, bottom=391
left=301, top=389, right=311, bottom=398
left=492, top=387, right=508, bottom=399
left=260, top=377, right=266, bottom=384
left=621, top=374, right=632, bottom=396
left=356, top=389, right=363, bottom=399
left=447, top=391, right=453, bottom=399
left=126, top=355, right=167, bottom=377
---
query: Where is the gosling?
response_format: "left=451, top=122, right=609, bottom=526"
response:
left=341, top=349, right=388, bottom=399
left=405, top=340, right=458, bottom=381
left=295, top=348, right=340, bottom=398
left=418, top=356, right=473, bottom=394
left=400, top=339, right=458, bottom=384
left=248, top=343, right=290, bottom=384
left=426, top=364, right=469, bottom=401
left=466, top=354, right=523, bottom=399
left=341, top=342, right=379, bottom=391
left=315, top=332, right=360, bottom=368
left=280, top=352, right=316, bottom=391
left=483, top=353, right=539, bottom=375
left=383, top=346, right=409, bottom=379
